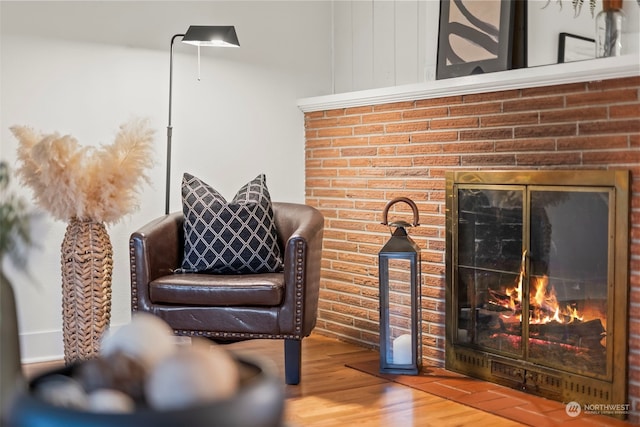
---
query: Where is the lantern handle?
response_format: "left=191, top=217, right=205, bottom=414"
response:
left=381, top=197, right=420, bottom=227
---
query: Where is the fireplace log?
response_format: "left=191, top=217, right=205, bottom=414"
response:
left=483, top=301, right=516, bottom=313
left=486, top=289, right=519, bottom=313
left=487, top=290, right=584, bottom=323
left=492, top=318, right=606, bottom=349
left=529, top=318, right=605, bottom=339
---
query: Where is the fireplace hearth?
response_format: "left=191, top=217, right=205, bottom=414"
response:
left=445, top=170, right=630, bottom=418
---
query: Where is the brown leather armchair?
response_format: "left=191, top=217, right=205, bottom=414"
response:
left=129, top=202, right=324, bottom=385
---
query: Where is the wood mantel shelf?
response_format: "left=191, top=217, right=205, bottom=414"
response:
left=297, top=54, right=639, bottom=112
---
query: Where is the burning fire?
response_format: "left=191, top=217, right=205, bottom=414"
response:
left=498, top=251, right=583, bottom=324
left=528, top=276, right=583, bottom=324
left=484, top=253, right=607, bottom=356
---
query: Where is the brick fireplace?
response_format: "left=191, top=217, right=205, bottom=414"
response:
left=303, top=76, right=640, bottom=420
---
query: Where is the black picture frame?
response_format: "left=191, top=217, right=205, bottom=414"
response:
left=558, top=32, right=595, bottom=63
left=436, top=0, right=526, bottom=80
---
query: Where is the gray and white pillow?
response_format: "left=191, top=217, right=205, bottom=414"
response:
left=179, top=173, right=283, bottom=274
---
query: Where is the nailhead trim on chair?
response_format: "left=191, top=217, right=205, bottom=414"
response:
left=172, top=330, right=302, bottom=340
left=129, top=241, right=139, bottom=310
left=295, top=240, right=305, bottom=334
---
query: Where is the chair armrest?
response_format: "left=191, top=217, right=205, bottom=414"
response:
left=273, top=203, right=324, bottom=337
left=129, top=213, right=184, bottom=312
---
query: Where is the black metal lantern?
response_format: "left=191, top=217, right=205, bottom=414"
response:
left=379, top=197, right=422, bottom=375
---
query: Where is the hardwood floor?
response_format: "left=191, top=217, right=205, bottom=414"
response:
left=231, top=334, right=523, bottom=426
left=23, top=333, right=628, bottom=426
left=22, top=333, right=520, bottom=426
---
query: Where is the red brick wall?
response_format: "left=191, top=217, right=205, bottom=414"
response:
left=304, top=76, right=640, bottom=420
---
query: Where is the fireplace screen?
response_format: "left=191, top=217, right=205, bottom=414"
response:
left=456, top=185, right=611, bottom=374
left=446, top=170, right=629, bottom=410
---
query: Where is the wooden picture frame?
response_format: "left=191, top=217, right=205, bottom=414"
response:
left=558, top=32, right=595, bottom=63
left=436, top=0, right=526, bottom=80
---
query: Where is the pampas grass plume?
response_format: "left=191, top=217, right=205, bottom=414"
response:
left=11, top=118, right=155, bottom=224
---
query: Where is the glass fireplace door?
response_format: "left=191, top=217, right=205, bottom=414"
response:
left=455, top=185, right=526, bottom=357
left=453, top=183, right=613, bottom=378
left=528, top=187, right=612, bottom=376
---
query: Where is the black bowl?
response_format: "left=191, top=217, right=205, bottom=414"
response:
left=6, top=355, right=284, bottom=427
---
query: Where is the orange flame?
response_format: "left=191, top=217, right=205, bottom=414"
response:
left=498, top=251, right=583, bottom=324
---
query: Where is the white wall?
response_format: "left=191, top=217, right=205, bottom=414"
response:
left=528, top=0, right=640, bottom=66
left=332, top=0, right=640, bottom=93
left=332, top=0, right=440, bottom=93
left=0, top=1, right=332, bottom=362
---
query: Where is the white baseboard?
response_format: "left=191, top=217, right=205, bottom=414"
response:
left=19, top=329, right=64, bottom=364
left=19, top=323, right=127, bottom=364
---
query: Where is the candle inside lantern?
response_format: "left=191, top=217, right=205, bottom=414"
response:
left=392, top=334, right=412, bottom=365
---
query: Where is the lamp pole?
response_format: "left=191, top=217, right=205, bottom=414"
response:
left=166, top=33, right=184, bottom=215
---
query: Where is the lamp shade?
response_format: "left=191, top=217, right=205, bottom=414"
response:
left=182, top=26, right=240, bottom=47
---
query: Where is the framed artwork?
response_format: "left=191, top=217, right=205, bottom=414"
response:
left=436, top=0, right=526, bottom=80
left=558, top=32, right=595, bottom=63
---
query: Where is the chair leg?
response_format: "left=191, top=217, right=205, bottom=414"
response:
left=284, top=339, right=302, bottom=385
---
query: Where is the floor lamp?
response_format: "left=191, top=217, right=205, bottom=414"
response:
left=166, top=25, right=240, bottom=214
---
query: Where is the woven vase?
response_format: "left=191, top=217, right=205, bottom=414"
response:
left=61, top=218, right=113, bottom=364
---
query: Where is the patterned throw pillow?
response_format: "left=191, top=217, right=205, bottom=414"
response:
left=179, top=173, right=283, bottom=274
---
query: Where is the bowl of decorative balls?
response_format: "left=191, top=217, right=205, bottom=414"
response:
left=6, top=314, right=284, bottom=427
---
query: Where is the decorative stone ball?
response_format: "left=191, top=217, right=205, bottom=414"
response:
left=87, top=389, right=135, bottom=413
left=100, top=313, right=175, bottom=374
left=74, top=351, right=148, bottom=403
left=145, top=339, right=240, bottom=410
left=33, top=374, right=88, bottom=410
